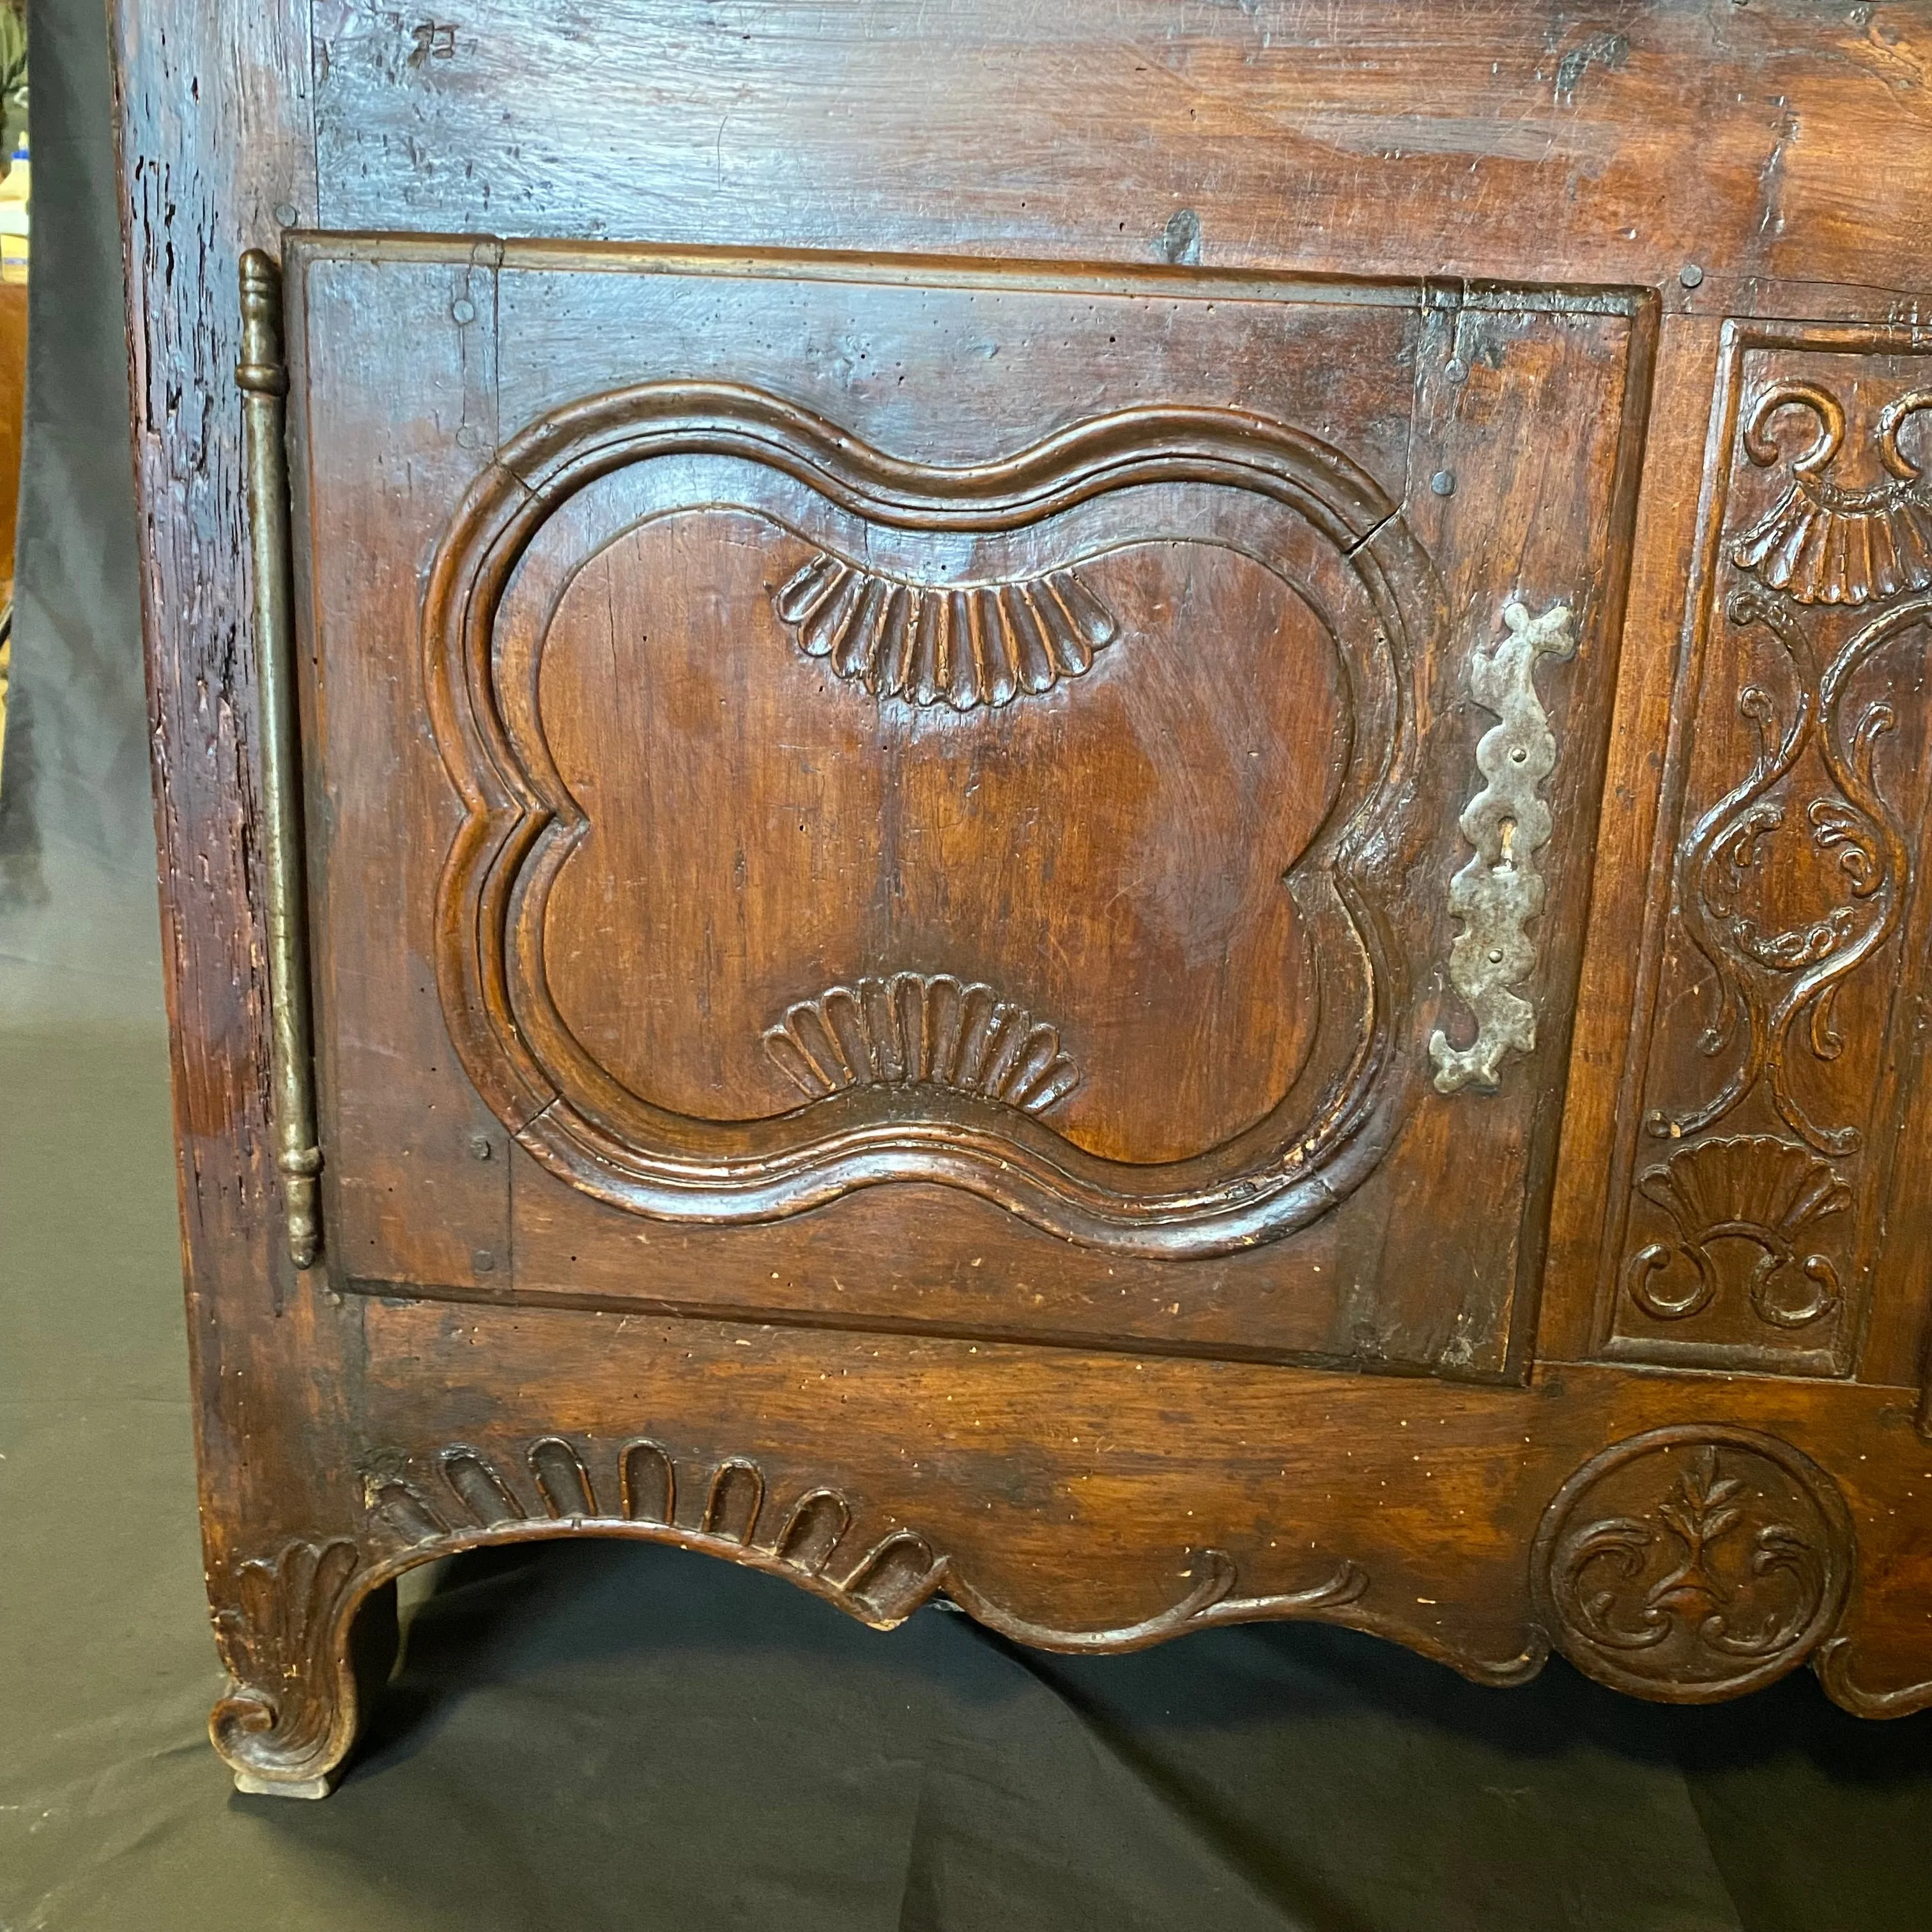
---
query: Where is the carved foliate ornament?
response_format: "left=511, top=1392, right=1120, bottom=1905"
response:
left=211, top=1537, right=361, bottom=1795
left=1532, top=1426, right=1851, bottom=1701
left=1614, top=335, right=1932, bottom=1374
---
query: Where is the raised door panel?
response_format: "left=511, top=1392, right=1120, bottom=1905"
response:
left=291, top=237, right=1648, bottom=1379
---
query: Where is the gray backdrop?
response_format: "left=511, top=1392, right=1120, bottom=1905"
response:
left=0, top=0, right=157, bottom=1023
left=5, top=4, right=1932, bottom=1928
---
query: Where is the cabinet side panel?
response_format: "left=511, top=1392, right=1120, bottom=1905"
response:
left=112, top=4, right=362, bottom=1580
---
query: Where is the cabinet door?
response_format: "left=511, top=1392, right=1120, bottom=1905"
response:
left=289, top=237, right=1649, bottom=1380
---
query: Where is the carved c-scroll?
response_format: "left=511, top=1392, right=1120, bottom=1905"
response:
left=1732, top=382, right=1932, bottom=607
left=424, top=382, right=1446, bottom=1258
left=1621, top=1135, right=1848, bottom=1330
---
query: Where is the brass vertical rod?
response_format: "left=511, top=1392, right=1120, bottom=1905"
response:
left=237, top=249, right=322, bottom=1270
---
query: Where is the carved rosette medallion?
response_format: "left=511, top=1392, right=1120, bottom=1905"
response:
left=1532, top=1426, right=1851, bottom=1701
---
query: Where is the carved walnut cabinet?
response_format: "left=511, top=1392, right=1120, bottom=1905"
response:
left=113, top=1, right=1932, bottom=1794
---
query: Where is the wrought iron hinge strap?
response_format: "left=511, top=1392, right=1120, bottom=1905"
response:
left=238, top=249, right=323, bottom=1269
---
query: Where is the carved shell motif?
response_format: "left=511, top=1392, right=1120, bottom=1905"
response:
left=1731, top=383, right=1932, bottom=606
left=1625, top=1134, right=1850, bottom=1328
left=764, top=973, right=1080, bottom=1116
left=772, top=552, right=1117, bottom=709
left=1637, top=1135, right=1848, bottom=1246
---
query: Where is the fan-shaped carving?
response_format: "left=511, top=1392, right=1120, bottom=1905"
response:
left=1623, top=1134, right=1850, bottom=1328
left=1640, top=1135, right=1848, bottom=1246
left=367, top=1436, right=946, bottom=1628
left=425, top=380, right=1446, bottom=1255
left=1730, top=382, right=1932, bottom=606
left=1731, top=487, right=1932, bottom=608
left=772, top=552, right=1117, bottom=708
left=763, top=974, right=1080, bottom=1116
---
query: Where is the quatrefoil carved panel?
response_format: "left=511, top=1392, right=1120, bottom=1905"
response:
left=425, top=381, right=1445, bottom=1257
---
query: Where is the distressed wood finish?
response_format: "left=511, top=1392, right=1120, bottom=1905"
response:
left=114, top=2, right=1932, bottom=1799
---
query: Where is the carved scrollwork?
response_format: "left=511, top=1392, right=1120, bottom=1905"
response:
left=1532, top=1426, right=1852, bottom=1701
left=1612, top=343, right=1932, bottom=1373
left=772, top=553, right=1117, bottom=709
left=1813, top=1637, right=1932, bottom=1719
left=945, top=1547, right=1368, bottom=1653
left=763, top=973, right=1079, bottom=1116
left=1621, top=1135, right=1849, bottom=1329
left=1647, top=583, right=1919, bottom=1156
left=1429, top=599, right=1576, bottom=1094
left=362, top=1433, right=1370, bottom=1653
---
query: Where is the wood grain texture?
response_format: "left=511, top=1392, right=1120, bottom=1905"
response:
left=112, top=0, right=1932, bottom=1801
left=309, top=1, right=1929, bottom=312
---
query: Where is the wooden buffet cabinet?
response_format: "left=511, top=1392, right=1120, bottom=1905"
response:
left=114, top=1, right=1932, bottom=1795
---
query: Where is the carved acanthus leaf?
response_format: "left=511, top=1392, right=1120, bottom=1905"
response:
left=210, top=1537, right=362, bottom=1792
